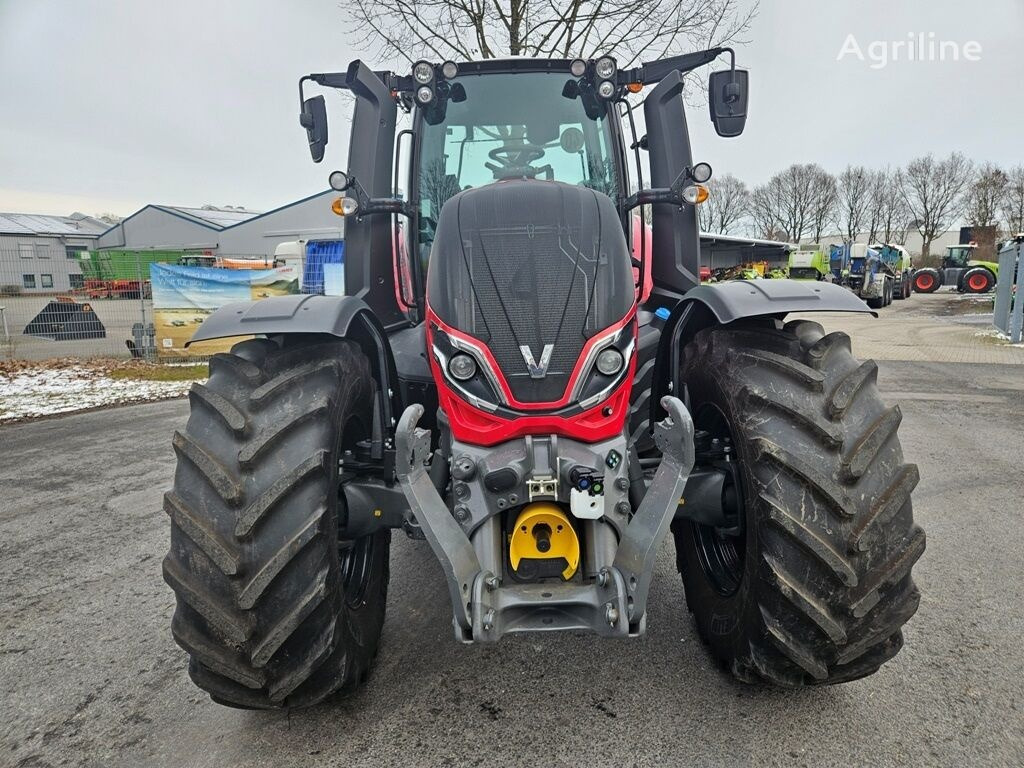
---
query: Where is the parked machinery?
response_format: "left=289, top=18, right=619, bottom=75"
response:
left=832, top=243, right=894, bottom=308
left=912, top=243, right=1000, bottom=294
left=873, top=243, right=913, bottom=300
left=788, top=244, right=832, bottom=281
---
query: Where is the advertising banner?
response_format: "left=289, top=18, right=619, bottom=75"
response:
left=150, top=263, right=299, bottom=357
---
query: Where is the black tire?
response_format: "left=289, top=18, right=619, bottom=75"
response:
left=164, top=337, right=390, bottom=709
left=961, top=267, right=995, bottom=294
left=672, top=319, right=924, bottom=686
left=913, top=269, right=940, bottom=293
left=866, top=294, right=884, bottom=309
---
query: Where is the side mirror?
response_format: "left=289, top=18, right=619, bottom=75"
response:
left=299, top=95, right=328, bottom=163
left=708, top=69, right=748, bottom=137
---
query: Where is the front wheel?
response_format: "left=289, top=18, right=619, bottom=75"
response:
left=164, top=337, right=390, bottom=708
left=673, top=320, right=924, bottom=686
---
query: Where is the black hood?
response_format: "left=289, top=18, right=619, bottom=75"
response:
left=426, top=179, right=633, bottom=404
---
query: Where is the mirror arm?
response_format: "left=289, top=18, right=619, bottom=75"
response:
left=620, top=46, right=733, bottom=86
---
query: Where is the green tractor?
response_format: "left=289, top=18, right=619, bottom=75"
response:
left=788, top=245, right=831, bottom=281
left=913, top=243, right=999, bottom=294
left=162, top=51, right=924, bottom=709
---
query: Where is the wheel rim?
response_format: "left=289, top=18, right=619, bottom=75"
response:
left=916, top=274, right=933, bottom=291
left=968, top=273, right=988, bottom=291
left=690, top=403, right=746, bottom=597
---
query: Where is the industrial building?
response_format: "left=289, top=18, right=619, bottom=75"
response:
left=96, top=190, right=343, bottom=256
left=0, top=212, right=109, bottom=293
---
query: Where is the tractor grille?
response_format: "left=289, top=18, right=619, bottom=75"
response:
left=427, top=180, right=632, bottom=404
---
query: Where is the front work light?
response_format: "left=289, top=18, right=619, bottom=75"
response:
left=413, top=61, right=434, bottom=84
left=597, top=80, right=616, bottom=99
left=328, top=170, right=350, bottom=191
left=595, top=56, right=616, bottom=80
left=570, top=59, right=587, bottom=77
left=691, top=162, right=713, bottom=183
left=448, top=353, right=478, bottom=381
left=441, top=60, right=458, bottom=79
left=416, top=86, right=434, bottom=104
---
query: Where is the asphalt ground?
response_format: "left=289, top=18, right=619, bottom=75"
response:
left=2, top=296, right=1024, bottom=767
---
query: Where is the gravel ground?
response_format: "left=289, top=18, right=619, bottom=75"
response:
left=2, top=354, right=1023, bottom=768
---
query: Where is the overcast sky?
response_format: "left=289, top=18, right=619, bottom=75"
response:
left=1, top=0, right=1021, bottom=217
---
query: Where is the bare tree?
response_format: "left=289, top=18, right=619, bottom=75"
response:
left=808, top=169, right=838, bottom=243
left=750, top=183, right=782, bottom=240
left=341, top=0, right=757, bottom=70
left=1002, top=165, right=1024, bottom=235
left=698, top=173, right=750, bottom=234
left=879, top=170, right=913, bottom=245
left=865, top=169, right=889, bottom=243
left=966, top=163, right=1008, bottom=229
left=835, top=165, right=873, bottom=244
left=898, top=153, right=974, bottom=260
left=750, top=164, right=832, bottom=242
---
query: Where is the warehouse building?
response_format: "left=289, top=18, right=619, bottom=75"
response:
left=96, top=190, right=343, bottom=256
left=0, top=212, right=109, bottom=293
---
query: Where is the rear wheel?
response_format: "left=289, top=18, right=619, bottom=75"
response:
left=164, top=337, right=390, bottom=708
left=913, top=269, right=940, bottom=293
left=962, top=267, right=995, bottom=294
left=672, top=320, right=924, bottom=686
left=893, top=274, right=907, bottom=300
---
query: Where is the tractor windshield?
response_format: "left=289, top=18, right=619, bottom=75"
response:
left=415, top=72, right=621, bottom=253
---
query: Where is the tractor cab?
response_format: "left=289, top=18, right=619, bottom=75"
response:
left=944, top=244, right=976, bottom=270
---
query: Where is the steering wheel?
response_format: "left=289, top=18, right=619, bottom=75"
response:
left=486, top=141, right=546, bottom=180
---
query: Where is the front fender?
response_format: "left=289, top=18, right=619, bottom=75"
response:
left=676, top=279, right=876, bottom=323
left=188, top=293, right=401, bottom=437
left=187, top=293, right=379, bottom=346
left=648, top=279, right=873, bottom=432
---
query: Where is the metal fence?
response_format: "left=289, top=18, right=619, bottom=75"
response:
left=0, top=248, right=280, bottom=362
left=992, top=239, right=1023, bottom=344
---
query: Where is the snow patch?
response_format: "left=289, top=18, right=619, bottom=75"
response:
left=0, top=365, right=200, bottom=422
left=975, top=328, right=1024, bottom=347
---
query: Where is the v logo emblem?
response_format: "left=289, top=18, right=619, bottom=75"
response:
left=519, top=344, right=554, bottom=379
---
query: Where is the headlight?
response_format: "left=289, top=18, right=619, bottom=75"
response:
left=597, top=80, right=616, bottom=99
left=448, top=353, right=477, bottom=381
left=596, top=347, right=624, bottom=375
left=570, top=59, right=587, bottom=77
left=413, top=61, right=434, bottom=84
left=441, top=60, right=458, bottom=79
left=595, top=56, right=616, bottom=80
left=415, top=86, right=434, bottom=104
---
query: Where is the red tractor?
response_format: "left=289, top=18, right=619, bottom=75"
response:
left=164, top=52, right=924, bottom=708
